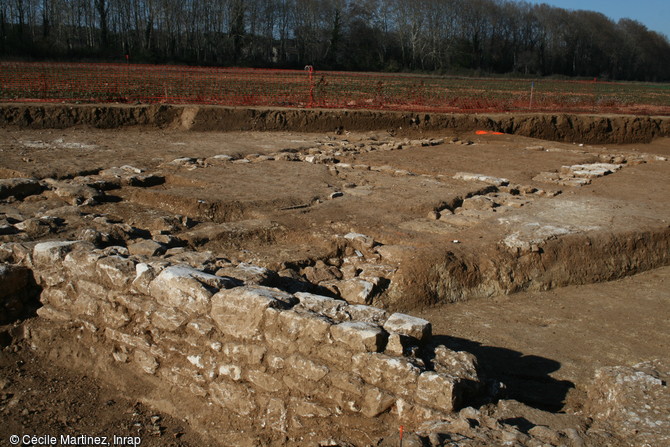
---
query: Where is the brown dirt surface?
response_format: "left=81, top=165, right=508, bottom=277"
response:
left=414, top=265, right=670, bottom=412
left=1, top=106, right=669, bottom=446
left=0, top=337, right=213, bottom=447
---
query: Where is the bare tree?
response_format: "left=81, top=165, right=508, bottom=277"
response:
left=0, top=0, right=668, bottom=80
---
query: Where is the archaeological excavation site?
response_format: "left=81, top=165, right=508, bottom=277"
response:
left=1, top=104, right=669, bottom=447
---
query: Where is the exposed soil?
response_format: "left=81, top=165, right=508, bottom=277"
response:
left=2, top=103, right=669, bottom=144
left=0, top=337, right=213, bottom=447
left=1, top=105, right=669, bottom=446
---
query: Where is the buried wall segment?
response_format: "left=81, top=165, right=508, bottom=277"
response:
left=9, top=239, right=483, bottom=436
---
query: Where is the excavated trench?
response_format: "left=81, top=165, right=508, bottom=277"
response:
left=1, top=104, right=670, bottom=446
left=2, top=103, right=669, bottom=311
left=2, top=103, right=670, bottom=143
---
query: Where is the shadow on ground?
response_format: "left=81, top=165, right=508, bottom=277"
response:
left=432, top=334, right=575, bottom=413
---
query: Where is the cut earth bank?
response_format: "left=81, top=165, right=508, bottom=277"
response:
left=0, top=104, right=669, bottom=446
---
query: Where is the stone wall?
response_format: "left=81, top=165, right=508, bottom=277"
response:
left=2, top=239, right=482, bottom=435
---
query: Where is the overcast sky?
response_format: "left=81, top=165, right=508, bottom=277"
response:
left=522, top=0, right=669, bottom=38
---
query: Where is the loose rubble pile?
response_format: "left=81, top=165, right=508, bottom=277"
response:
left=530, top=149, right=667, bottom=187
left=586, top=360, right=670, bottom=447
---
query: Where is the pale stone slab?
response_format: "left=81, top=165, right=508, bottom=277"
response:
left=383, top=312, right=432, bottom=341
left=210, top=286, right=293, bottom=340
left=331, top=321, right=387, bottom=352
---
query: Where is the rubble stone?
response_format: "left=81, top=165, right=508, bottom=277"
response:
left=210, top=286, right=294, bottom=339
left=331, top=321, right=387, bottom=352
left=383, top=313, right=432, bottom=341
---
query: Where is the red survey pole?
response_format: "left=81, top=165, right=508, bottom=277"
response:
left=305, top=65, right=314, bottom=108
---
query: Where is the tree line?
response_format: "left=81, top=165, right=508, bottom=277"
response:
left=2, top=0, right=669, bottom=81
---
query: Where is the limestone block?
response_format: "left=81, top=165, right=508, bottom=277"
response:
left=338, top=278, right=375, bottom=304
left=287, top=355, right=329, bottom=381
left=96, top=255, right=136, bottom=290
left=352, top=353, right=421, bottom=395
left=247, top=370, right=284, bottom=393
left=385, top=333, right=415, bottom=357
left=461, top=196, right=496, bottom=211
left=291, top=399, right=331, bottom=418
left=210, top=286, right=294, bottom=340
left=312, top=344, right=359, bottom=368
left=359, top=263, right=397, bottom=280
left=585, top=360, right=669, bottom=445
left=114, top=294, right=156, bottom=317
left=186, top=318, right=215, bottom=337
left=127, top=240, right=167, bottom=257
left=395, top=398, right=449, bottom=426
left=361, top=386, right=396, bottom=417
left=98, top=302, right=131, bottom=329
left=186, top=354, right=206, bottom=369
left=40, top=287, right=73, bottom=309
left=331, top=321, right=387, bottom=352
left=131, top=262, right=167, bottom=295
left=383, top=313, right=431, bottom=342
left=151, top=305, right=188, bottom=331
left=36, top=305, right=72, bottom=321
left=44, top=179, right=103, bottom=205
left=215, top=262, right=277, bottom=286
left=340, top=264, right=358, bottom=279
left=62, top=249, right=104, bottom=281
left=218, top=364, right=243, bottom=381
left=415, top=372, right=461, bottom=413
left=162, top=366, right=207, bottom=388
left=453, top=172, right=509, bottom=186
left=344, top=232, right=375, bottom=249
left=221, top=342, right=266, bottom=365
left=324, top=387, right=361, bottom=414
left=70, top=294, right=99, bottom=318
left=281, top=373, right=326, bottom=396
left=209, top=381, right=257, bottom=416
left=149, top=265, right=223, bottom=315
left=329, top=371, right=365, bottom=397
left=75, top=280, right=108, bottom=302
left=104, top=327, right=152, bottom=351
left=0, top=243, right=32, bottom=266
left=345, top=304, right=389, bottom=325
left=294, top=292, right=348, bottom=320
left=433, top=346, right=479, bottom=381
left=33, top=240, right=86, bottom=268
left=37, top=268, right=68, bottom=288
left=266, top=354, right=286, bottom=370
left=301, top=263, right=342, bottom=284
left=263, top=398, right=288, bottom=433
left=134, top=349, right=159, bottom=375
left=267, top=309, right=332, bottom=346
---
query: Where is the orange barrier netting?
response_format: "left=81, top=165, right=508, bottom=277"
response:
left=1, top=62, right=669, bottom=115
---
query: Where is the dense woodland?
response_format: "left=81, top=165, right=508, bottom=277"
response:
left=2, top=0, right=669, bottom=81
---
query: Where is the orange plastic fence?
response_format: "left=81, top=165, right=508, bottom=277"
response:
left=1, top=62, right=668, bottom=115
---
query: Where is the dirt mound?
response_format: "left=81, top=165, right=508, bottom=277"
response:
left=2, top=103, right=669, bottom=144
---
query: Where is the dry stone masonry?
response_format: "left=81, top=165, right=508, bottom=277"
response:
left=4, top=239, right=484, bottom=433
